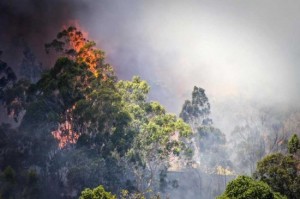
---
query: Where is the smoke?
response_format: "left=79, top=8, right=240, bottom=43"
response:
left=2, top=1, right=300, bottom=198
left=73, top=2, right=300, bottom=194
left=2, top=0, right=300, bottom=149
left=44, top=0, right=299, bottom=142
left=1, top=0, right=300, bottom=152
left=71, top=1, right=300, bottom=116
left=0, top=0, right=87, bottom=72
left=2, top=0, right=300, bottom=114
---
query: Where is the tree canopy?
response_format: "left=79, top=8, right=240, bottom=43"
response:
left=79, top=185, right=116, bottom=199
left=217, top=176, right=286, bottom=199
left=0, top=27, right=192, bottom=198
left=254, top=153, right=300, bottom=199
left=288, top=134, right=300, bottom=154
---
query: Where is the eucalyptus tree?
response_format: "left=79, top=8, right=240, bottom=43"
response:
left=117, top=77, right=192, bottom=194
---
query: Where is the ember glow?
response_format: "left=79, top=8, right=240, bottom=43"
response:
left=51, top=120, right=80, bottom=149
left=51, top=103, right=79, bottom=149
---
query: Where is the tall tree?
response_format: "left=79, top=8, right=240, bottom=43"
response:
left=180, top=86, right=212, bottom=129
left=179, top=86, right=229, bottom=170
left=0, top=27, right=129, bottom=197
left=117, top=77, right=192, bottom=193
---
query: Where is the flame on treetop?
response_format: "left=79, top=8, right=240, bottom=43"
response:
left=49, top=21, right=106, bottom=78
left=64, top=25, right=102, bottom=77
left=49, top=22, right=112, bottom=148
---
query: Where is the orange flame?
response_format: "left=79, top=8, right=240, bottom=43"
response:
left=51, top=121, right=80, bottom=149
left=62, top=21, right=102, bottom=77
left=51, top=105, right=80, bottom=149
left=50, top=22, right=110, bottom=148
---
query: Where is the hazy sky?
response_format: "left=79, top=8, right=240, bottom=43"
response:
left=78, top=0, right=300, bottom=113
left=1, top=0, right=300, bottom=115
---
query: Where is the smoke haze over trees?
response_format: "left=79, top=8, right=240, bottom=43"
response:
left=1, top=1, right=300, bottom=199
left=2, top=0, right=300, bottom=113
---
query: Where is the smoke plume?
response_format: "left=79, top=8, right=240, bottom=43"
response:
left=0, top=0, right=87, bottom=71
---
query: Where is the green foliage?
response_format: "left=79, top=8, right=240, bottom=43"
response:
left=0, top=27, right=193, bottom=198
left=117, top=77, right=192, bottom=193
left=79, top=185, right=116, bottom=199
left=288, top=134, right=299, bottom=154
left=217, top=176, right=286, bottom=199
left=117, top=76, right=150, bottom=105
left=179, top=86, right=212, bottom=127
left=253, top=153, right=300, bottom=199
left=0, top=27, right=124, bottom=197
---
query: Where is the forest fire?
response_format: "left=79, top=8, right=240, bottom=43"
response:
left=49, top=24, right=104, bottom=148
left=2, top=1, right=300, bottom=199
left=51, top=120, right=79, bottom=149
left=45, top=22, right=105, bottom=78
left=63, top=24, right=102, bottom=77
left=51, top=105, right=79, bottom=149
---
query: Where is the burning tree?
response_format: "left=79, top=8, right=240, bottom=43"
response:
left=0, top=26, right=193, bottom=198
left=43, top=26, right=116, bottom=149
